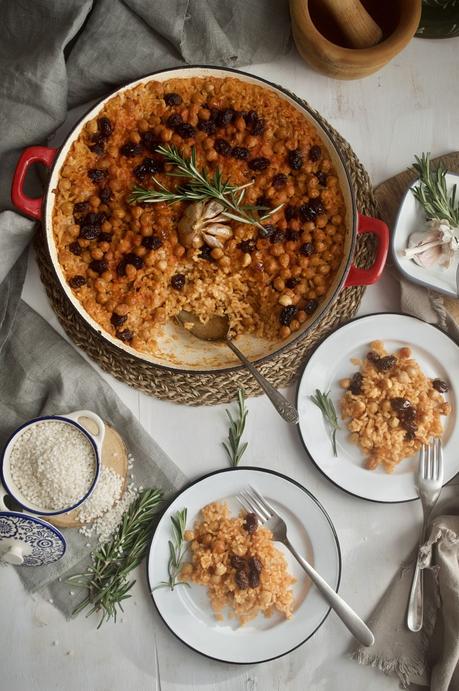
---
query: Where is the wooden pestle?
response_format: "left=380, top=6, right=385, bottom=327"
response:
left=320, top=0, right=383, bottom=48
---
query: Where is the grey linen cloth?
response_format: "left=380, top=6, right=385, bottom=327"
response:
left=0, top=0, right=291, bottom=616
left=353, top=513, right=459, bottom=691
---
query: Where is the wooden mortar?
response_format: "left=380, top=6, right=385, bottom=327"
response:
left=290, top=0, right=422, bottom=80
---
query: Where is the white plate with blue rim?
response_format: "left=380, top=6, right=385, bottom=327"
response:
left=147, top=467, right=341, bottom=664
left=392, top=172, right=459, bottom=298
left=296, top=313, right=459, bottom=503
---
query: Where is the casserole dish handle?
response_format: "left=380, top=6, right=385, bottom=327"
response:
left=345, top=213, right=389, bottom=287
left=11, top=146, right=58, bottom=220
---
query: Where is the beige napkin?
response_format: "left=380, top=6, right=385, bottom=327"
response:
left=353, top=512, right=459, bottom=690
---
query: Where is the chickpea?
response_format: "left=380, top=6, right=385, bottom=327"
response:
left=273, top=277, right=285, bottom=291
left=278, top=294, right=293, bottom=306
left=290, top=319, right=300, bottom=331
left=211, top=247, right=224, bottom=260
left=297, top=310, right=307, bottom=324
left=91, top=248, right=104, bottom=260
left=279, top=253, right=290, bottom=268
left=160, top=128, right=173, bottom=142
left=279, top=325, right=291, bottom=339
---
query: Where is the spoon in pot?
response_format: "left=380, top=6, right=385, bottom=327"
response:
left=176, top=311, right=299, bottom=424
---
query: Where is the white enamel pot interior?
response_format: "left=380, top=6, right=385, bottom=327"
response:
left=44, top=66, right=358, bottom=373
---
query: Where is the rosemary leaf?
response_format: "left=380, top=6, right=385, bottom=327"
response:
left=153, top=508, right=189, bottom=592
left=412, top=152, right=459, bottom=226
left=128, top=145, right=283, bottom=231
left=310, top=389, right=340, bottom=456
left=223, top=388, right=248, bottom=467
left=68, top=488, right=163, bottom=627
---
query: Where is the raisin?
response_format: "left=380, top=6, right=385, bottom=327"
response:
left=286, top=229, right=300, bottom=241
left=98, top=232, right=112, bottom=243
left=367, top=351, right=380, bottom=363
left=79, top=225, right=100, bottom=241
left=272, top=173, right=288, bottom=188
left=304, top=299, right=318, bottom=314
left=111, top=313, right=127, bottom=327
left=270, top=229, right=286, bottom=244
left=375, top=355, right=396, bottom=372
left=199, top=246, right=215, bottom=261
left=120, top=143, right=142, bottom=157
left=214, top=138, right=231, bottom=156
left=244, top=110, right=259, bottom=127
left=176, top=123, right=195, bottom=139
left=299, top=201, right=323, bottom=222
left=256, top=195, right=271, bottom=209
left=238, top=239, right=256, bottom=253
left=116, top=259, right=127, bottom=276
left=197, top=119, right=216, bottom=135
left=251, top=118, right=265, bottom=135
left=164, top=93, right=182, bottom=106
left=309, top=145, right=322, bottom=162
left=280, top=305, right=297, bottom=326
left=89, top=259, right=108, bottom=274
left=243, top=512, right=258, bottom=534
left=432, top=379, right=449, bottom=393
left=89, top=139, right=105, bottom=155
left=171, top=273, right=186, bottom=290
left=231, top=146, right=249, bottom=160
left=285, top=205, right=298, bottom=221
left=248, top=569, right=260, bottom=588
left=217, top=108, right=236, bottom=127
left=235, top=569, right=249, bottom=590
left=69, top=241, right=82, bottom=256
left=285, top=277, right=300, bottom=289
left=141, top=235, right=163, bottom=250
left=141, top=130, right=160, bottom=152
left=98, top=117, right=113, bottom=138
left=69, top=275, right=86, bottom=289
left=248, top=556, right=262, bottom=573
left=116, top=329, right=134, bottom=342
left=349, top=372, right=363, bottom=395
left=230, top=555, right=246, bottom=570
left=260, top=224, right=275, bottom=238
left=134, top=157, right=164, bottom=180
left=288, top=149, right=303, bottom=170
left=400, top=407, right=416, bottom=423
left=299, top=242, right=314, bottom=256
left=405, top=429, right=416, bottom=441
left=125, top=253, right=143, bottom=269
left=248, top=157, right=270, bottom=171
left=78, top=212, right=99, bottom=227
left=87, top=168, right=106, bottom=182
left=74, top=201, right=90, bottom=214
left=316, top=171, right=328, bottom=186
left=166, top=113, right=183, bottom=129
left=390, top=397, right=412, bottom=413
left=99, top=187, right=112, bottom=203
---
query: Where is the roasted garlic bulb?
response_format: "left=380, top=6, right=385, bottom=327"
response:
left=177, top=201, right=233, bottom=249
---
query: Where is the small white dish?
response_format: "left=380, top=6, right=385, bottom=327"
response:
left=296, top=313, right=459, bottom=503
left=392, top=172, right=459, bottom=298
left=147, top=467, right=341, bottom=664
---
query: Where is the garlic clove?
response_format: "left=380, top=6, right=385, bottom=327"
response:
left=204, top=223, right=233, bottom=239
left=202, top=201, right=225, bottom=219
left=202, top=233, right=224, bottom=248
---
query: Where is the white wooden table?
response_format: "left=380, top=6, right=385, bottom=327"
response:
left=2, top=37, right=458, bottom=691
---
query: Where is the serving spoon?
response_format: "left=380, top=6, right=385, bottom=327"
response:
left=176, top=311, right=299, bottom=424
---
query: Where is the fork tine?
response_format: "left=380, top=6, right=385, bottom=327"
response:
left=236, top=495, right=252, bottom=515
left=419, top=444, right=426, bottom=479
left=249, top=486, right=276, bottom=516
left=244, top=488, right=271, bottom=521
left=239, top=490, right=265, bottom=522
left=433, top=438, right=438, bottom=481
left=437, top=438, right=444, bottom=481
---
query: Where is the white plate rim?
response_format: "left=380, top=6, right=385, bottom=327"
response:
left=146, top=466, right=342, bottom=665
left=296, top=312, right=459, bottom=504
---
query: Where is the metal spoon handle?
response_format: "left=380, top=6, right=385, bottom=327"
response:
left=225, top=340, right=299, bottom=424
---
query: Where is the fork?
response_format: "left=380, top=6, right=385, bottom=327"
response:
left=406, top=438, right=444, bottom=632
left=237, top=487, right=375, bottom=647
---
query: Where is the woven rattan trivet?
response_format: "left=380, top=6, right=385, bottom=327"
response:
left=35, top=93, right=377, bottom=405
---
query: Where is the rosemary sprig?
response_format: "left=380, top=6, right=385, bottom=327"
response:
left=223, top=388, right=248, bottom=467
left=153, top=508, right=190, bottom=591
left=412, top=153, right=459, bottom=226
left=68, top=488, right=162, bottom=628
left=310, top=389, right=340, bottom=456
left=128, top=145, right=283, bottom=235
